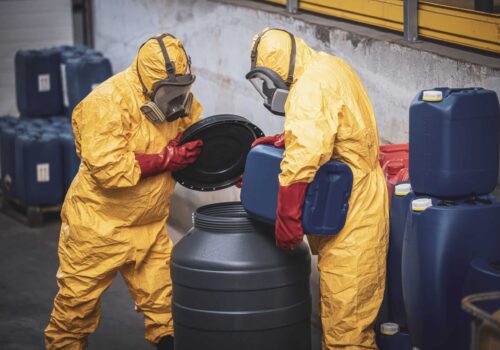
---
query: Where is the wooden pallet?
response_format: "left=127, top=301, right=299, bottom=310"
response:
left=0, top=192, right=61, bottom=227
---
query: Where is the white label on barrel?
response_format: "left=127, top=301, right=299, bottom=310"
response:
left=38, top=74, right=51, bottom=92
left=37, top=163, right=50, bottom=182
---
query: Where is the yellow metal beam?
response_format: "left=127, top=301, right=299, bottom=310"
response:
left=300, top=0, right=403, bottom=32
left=259, top=0, right=500, bottom=53
left=262, top=0, right=286, bottom=5
left=419, top=1, right=500, bottom=53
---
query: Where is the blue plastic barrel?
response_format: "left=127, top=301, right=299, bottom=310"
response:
left=60, top=133, right=80, bottom=192
left=65, top=56, right=112, bottom=114
left=15, top=49, right=63, bottom=116
left=409, top=88, right=499, bottom=198
left=401, top=196, right=500, bottom=350
left=241, top=145, right=353, bottom=235
left=14, top=133, right=63, bottom=205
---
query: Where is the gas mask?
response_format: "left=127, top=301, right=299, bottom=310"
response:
left=246, top=29, right=296, bottom=116
left=137, top=34, right=196, bottom=123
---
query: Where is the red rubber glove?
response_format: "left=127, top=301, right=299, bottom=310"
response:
left=135, top=134, right=203, bottom=179
left=275, top=182, right=308, bottom=250
left=251, top=133, right=285, bottom=148
left=235, top=174, right=243, bottom=189
left=169, top=132, right=183, bottom=147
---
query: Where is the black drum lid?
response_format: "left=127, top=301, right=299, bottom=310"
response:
left=173, top=114, right=265, bottom=191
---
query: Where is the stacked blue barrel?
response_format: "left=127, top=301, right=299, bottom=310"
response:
left=379, top=88, right=500, bottom=350
left=0, top=44, right=112, bottom=210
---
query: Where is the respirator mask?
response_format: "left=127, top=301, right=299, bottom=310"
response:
left=246, top=29, right=296, bottom=116
left=138, top=34, right=196, bottom=123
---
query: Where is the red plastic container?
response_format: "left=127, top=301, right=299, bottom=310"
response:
left=379, top=144, right=409, bottom=168
left=379, top=144, right=409, bottom=199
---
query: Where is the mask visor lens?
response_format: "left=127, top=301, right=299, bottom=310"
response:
left=152, top=75, right=195, bottom=114
left=246, top=70, right=282, bottom=103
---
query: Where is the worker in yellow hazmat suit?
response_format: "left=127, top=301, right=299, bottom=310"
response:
left=247, top=29, right=389, bottom=349
left=44, top=34, right=203, bottom=350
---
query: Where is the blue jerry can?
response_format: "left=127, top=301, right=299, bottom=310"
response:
left=66, top=55, right=112, bottom=114
left=59, top=132, right=80, bottom=192
left=1, top=128, right=18, bottom=197
left=401, top=195, right=500, bottom=350
left=1, top=123, right=35, bottom=198
left=14, top=133, right=63, bottom=205
left=386, top=182, right=418, bottom=330
left=240, top=145, right=353, bottom=235
left=409, top=88, right=499, bottom=198
left=15, top=49, right=63, bottom=116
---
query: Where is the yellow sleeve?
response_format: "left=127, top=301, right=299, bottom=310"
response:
left=178, top=95, right=203, bottom=133
left=75, top=96, right=141, bottom=189
left=279, top=73, right=342, bottom=186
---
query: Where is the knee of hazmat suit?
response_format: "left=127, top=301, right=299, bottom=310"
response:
left=45, top=34, right=203, bottom=349
left=247, top=28, right=389, bottom=349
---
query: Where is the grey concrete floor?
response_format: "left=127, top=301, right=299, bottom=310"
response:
left=0, top=213, right=150, bottom=350
left=0, top=213, right=322, bottom=350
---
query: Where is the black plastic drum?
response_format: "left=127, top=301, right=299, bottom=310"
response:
left=171, top=202, right=311, bottom=350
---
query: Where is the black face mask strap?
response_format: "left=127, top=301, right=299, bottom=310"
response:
left=155, top=34, right=176, bottom=80
left=157, top=33, right=192, bottom=76
left=250, top=28, right=297, bottom=87
left=286, top=31, right=296, bottom=87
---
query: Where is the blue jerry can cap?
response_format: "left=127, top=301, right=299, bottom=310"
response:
left=380, top=322, right=399, bottom=335
left=422, top=90, right=443, bottom=102
left=412, top=198, right=433, bottom=212
left=395, top=183, right=412, bottom=196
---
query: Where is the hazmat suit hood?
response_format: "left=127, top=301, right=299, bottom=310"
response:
left=251, top=28, right=316, bottom=87
left=129, top=35, right=189, bottom=95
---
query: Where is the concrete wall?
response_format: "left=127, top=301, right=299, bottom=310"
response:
left=0, top=0, right=73, bottom=116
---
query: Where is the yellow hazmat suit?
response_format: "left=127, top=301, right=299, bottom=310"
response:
left=44, top=36, right=202, bottom=349
left=253, top=30, right=389, bottom=349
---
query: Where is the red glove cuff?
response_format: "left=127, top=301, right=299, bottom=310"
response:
left=276, top=182, right=308, bottom=250
left=135, top=152, right=166, bottom=179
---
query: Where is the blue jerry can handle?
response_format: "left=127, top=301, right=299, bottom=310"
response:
left=302, top=160, right=353, bottom=234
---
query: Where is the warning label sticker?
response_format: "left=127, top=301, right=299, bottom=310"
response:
left=38, top=74, right=51, bottom=92
left=37, top=163, right=50, bottom=182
